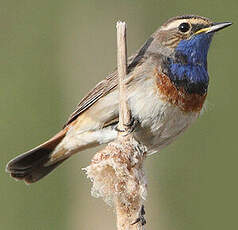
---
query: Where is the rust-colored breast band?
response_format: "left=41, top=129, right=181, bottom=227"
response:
left=155, top=68, right=206, bottom=112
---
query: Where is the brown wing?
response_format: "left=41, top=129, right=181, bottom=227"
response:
left=63, top=36, right=154, bottom=128
left=64, top=70, right=118, bottom=127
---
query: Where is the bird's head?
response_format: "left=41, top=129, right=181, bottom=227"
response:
left=154, top=15, right=231, bottom=62
left=148, top=15, right=232, bottom=95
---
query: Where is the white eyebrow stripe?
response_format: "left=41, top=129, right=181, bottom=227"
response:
left=161, top=18, right=211, bottom=31
left=161, top=19, right=188, bottom=31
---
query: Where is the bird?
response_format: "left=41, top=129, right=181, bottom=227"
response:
left=6, top=15, right=232, bottom=184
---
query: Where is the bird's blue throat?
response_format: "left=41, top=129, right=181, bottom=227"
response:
left=165, top=33, right=213, bottom=95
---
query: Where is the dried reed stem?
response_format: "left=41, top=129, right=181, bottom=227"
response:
left=85, top=21, right=147, bottom=230
left=117, top=22, right=130, bottom=132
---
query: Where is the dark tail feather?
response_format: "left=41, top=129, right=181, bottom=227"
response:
left=6, top=130, right=67, bottom=184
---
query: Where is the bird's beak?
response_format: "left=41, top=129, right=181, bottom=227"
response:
left=195, top=22, right=232, bottom=35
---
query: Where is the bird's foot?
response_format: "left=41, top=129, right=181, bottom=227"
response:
left=131, top=205, right=146, bottom=226
left=115, top=118, right=139, bottom=134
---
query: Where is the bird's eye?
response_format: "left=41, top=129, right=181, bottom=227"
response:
left=178, top=23, right=190, bottom=33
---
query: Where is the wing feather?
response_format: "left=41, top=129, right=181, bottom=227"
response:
left=64, top=70, right=118, bottom=127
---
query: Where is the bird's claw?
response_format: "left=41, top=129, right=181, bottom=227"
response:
left=131, top=205, right=146, bottom=226
left=115, top=118, right=139, bottom=135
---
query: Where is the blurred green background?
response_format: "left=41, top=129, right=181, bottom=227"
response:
left=1, top=0, right=237, bottom=229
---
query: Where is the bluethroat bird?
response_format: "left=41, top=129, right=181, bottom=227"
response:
left=6, top=15, right=232, bottom=183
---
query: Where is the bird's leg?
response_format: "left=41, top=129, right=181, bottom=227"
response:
left=131, top=205, right=146, bottom=226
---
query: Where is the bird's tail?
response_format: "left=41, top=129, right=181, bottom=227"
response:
left=6, top=130, right=67, bottom=184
